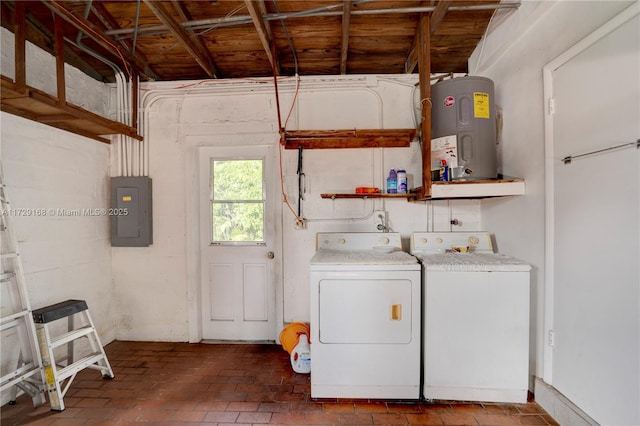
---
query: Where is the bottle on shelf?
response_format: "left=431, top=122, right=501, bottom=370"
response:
left=387, top=169, right=397, bottom=194
left=439, top=160, right=449, bottom=181
left=397, top=169, right=407, bottom=194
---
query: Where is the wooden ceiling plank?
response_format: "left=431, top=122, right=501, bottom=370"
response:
left=244, top=0, right=278, bottom=74
left=41, top=0, right=154, bottom=81
left=340, top=0, right=351, bottom=75
left=143, top=0, right=218, bottom=79
left=91, top=2, right=158, bottom=80
left=405, top=0, right=453, bottom=74
left=170, top=0, right=221, bottom=78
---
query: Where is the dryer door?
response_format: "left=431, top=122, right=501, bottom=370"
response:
left=318, top=278, right=412, bottom=344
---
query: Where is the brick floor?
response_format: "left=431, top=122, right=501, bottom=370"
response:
left=0, top=341, right=559, bottom=425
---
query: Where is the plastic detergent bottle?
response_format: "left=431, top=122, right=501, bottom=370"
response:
left=290, top=334, right=311, bottom=374
left=397, top=169, right=407, bottom=194
left=387, top=169, right=397, bottom=194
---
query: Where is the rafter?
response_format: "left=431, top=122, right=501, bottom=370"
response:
left=244, top=0, right=279, bottom=74
left=41, top=0, right=156, bottom=80
left=143, top=0, right=218, bottom=79
left=405, top=0, right=453, bottom=74
left=170, top=0, right=221, bottom=77
left=90, top=2, right=158, bottom=80
left=340, top=0, right=352, bottom=75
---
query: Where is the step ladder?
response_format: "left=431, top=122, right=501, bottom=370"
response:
left=0, top=164, right=46, bottom=407
left=33, top=299, right=115, bottom=411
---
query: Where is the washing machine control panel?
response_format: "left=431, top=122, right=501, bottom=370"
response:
left=410, top=232, right=494, bottom=254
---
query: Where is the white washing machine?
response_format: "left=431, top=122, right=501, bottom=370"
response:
left=410, top=232, right=531, bottom=403
left=309, top=232, right=421, bottom=399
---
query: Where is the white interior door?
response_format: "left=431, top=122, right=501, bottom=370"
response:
left=546, top=9, right=639, bottom=425
left=198, top=144, right=279, bottom=341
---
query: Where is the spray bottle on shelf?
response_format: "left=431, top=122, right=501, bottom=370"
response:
left=439, top=160, right=449, bottom=181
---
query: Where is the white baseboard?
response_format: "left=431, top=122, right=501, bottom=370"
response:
left=534, top=378, right=599, bottom=426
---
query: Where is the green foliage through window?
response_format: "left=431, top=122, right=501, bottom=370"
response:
left=211, top=159, right=264, bottom=242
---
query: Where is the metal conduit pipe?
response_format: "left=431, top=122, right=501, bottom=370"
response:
left=105, top=0, right=371, bottom=38
left=79, top=0, right=145, bottom=176
left=106, top=2, right=520, bottom=39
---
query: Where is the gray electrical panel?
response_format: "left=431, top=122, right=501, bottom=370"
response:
left=110, top=177, right=152, bottom=247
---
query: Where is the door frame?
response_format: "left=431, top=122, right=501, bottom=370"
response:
left=186, top=140, right=284, bottom=343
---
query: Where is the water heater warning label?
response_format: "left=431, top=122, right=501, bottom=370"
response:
left=473, top=92, right=490, bottom=119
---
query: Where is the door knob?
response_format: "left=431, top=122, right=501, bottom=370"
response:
left=267, top=251, right=275, bottom=259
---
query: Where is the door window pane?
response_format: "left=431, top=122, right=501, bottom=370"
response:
left=211, top=159, right=264, bottom=243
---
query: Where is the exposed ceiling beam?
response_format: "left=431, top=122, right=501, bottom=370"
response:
left=170, top=0, right=221, bottom=77
left=143, top=0, right=218, bottom=79
left=90, top=2, right=158, bottom=80
left=244, top=0, right=279, bottom=74
left=103, top=2, right=519, bottom=39
left=340, top=0, right=352, bottom=75
left=406, top=0, right=453, bottom=73
left=41, top=0, right=156, bottom=80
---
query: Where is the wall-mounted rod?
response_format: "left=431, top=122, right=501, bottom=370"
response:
left=562, top=139, right=640, bottom=164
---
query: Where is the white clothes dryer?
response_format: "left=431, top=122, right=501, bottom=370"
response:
left=310, top=232, right=421, bottom=399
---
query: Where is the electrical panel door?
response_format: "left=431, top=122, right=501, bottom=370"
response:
left=110, top=177, right=152, bottom=247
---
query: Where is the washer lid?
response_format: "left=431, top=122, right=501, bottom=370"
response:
left=418, top=252, right=531, bottom=272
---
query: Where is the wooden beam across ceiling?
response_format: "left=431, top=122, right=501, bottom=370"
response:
left=143, top=0, right=219, bottom=79
left=41, top=0, right=155, bottom=81
left=340, top=0, right=352, bottom=75
left=405, top=0, right=453, bottom=74
left=90, top=1, right=158, bottom=80
left=170, top=0, right=221, bottom=77
left=244, top=0, right=279, bottom=74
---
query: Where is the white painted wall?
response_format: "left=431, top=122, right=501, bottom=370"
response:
left=469, top=1, right=638, bottom=424
left=1, top=113, right=114, bottom=403
left=1, top=27, right=114, bottom=405
left=113, top=75, right=480, bottom=342
left=1, top=28, right=111, bottom=117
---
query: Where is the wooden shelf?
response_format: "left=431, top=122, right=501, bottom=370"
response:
left=283, top=129, right=417, bottom=149
left=321, top=178, right=525, bottom=201
left=321, top=192, right=417, bottom=200
left=1, top=75, right=142, bottom=144
left=430, top=178, right=525, bottom=199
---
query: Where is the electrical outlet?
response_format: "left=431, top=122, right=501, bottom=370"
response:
left=295, top=218, right=306, bottom=230
left=374, top=210, right=387, bottom=231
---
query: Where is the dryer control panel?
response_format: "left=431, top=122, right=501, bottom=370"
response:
left=316, top=232, right=402, bottom=251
